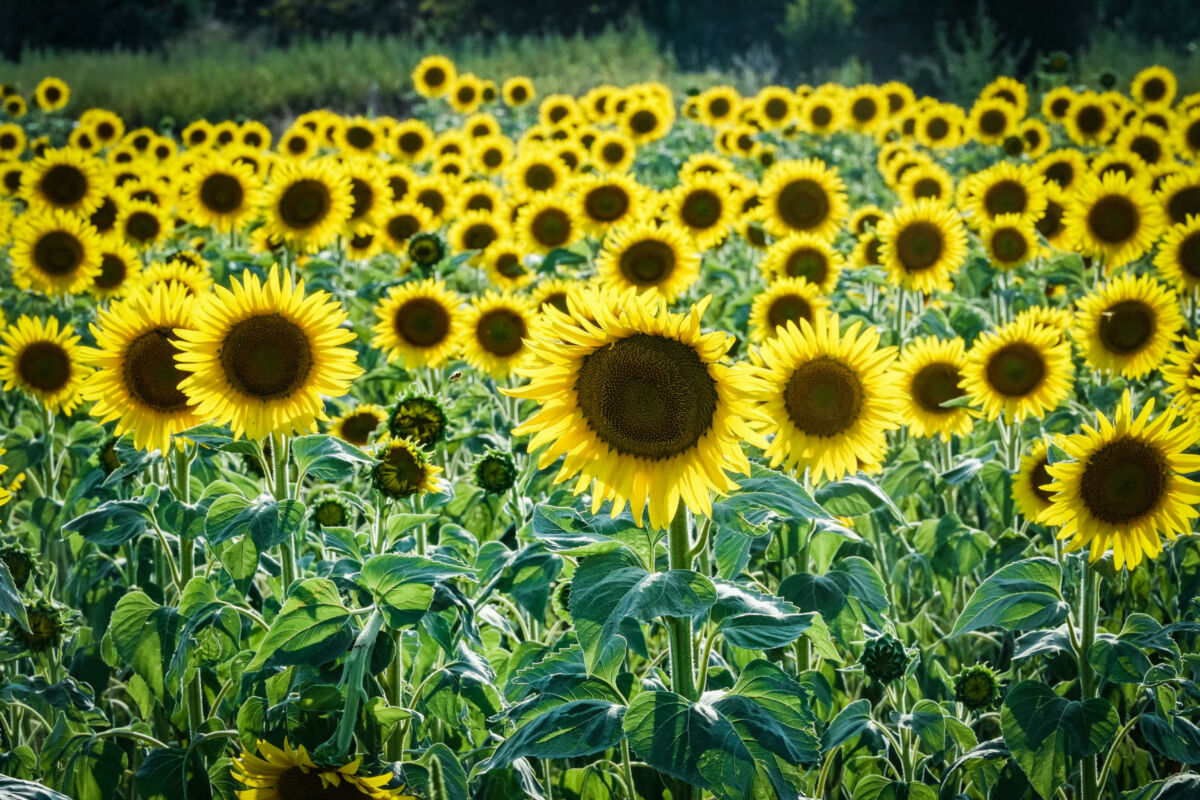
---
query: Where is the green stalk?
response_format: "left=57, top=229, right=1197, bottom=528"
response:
left=173, top=447, right=204, bottom=735
left=666, top=507, right=697, bottom=800
left=271, top=433, right=296, bottom=591
left=386, top=630, right=405, bottom=761
left=1078, top=561, right=1100, bottom=800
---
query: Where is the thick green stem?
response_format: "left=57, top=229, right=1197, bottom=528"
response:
left=271, top=433, right=296, bottom=591
left=1079, top=561, right=1100, bottom=800
left=174, top=447, right=204, bottom=736
left=386, top=631, right=404, bottom=761
left=666, top=507, right=697, bottom=800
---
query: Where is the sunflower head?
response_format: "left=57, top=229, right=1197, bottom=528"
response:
left=371, top=278, right=462, bottom=369
left=388, top=395, right=448, bottom=449
left=0, top=315, right=88, bottom=414
left=312, top=495, right=352, bottom=528
left=372, top=437, right=443, bottom=500
left=330, top=404, right=387, bottom=447
left=10, top=209, right=103, bottom=296
left=1013, top=438, right=1057, bottom=522
left=0, top=540, right=37, bottom=589
left=878, top=199, right=968, bottom=293
left=963, top=317, right=1074, bottom=423
left=474, top=449, right=518, bottom=495
left=1072, top=272, right=1182, bottom=379
left=955, top=664, right=1001, bottom=710
left=10, top=599, right=70, bottom=653
left=860, top=633, right=909, bottom=684
left=596, top=221, right=700, bottom=302
left=408, top=232, right=446, bottom=268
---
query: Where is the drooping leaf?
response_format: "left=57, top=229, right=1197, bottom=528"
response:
left=204, top=491, right=305, bottom=549
left=474, top=700, right=627, bottom=774
left=951, top=558, right=1068, bottom=636
left=247, top=578, right=352, bottom=670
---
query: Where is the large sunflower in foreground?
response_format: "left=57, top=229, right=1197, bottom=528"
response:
left=10, top=210, right=102, bottom=296
left=260, top=159, right=354, bottom=253
left=80, top=283, right=204, bottom=453
left=175, top=265, right=363, bottom=440
left=1072, top=273, right=1182, bottom=379
left=962, top=317, right=1074, bottom=422
left=747, top=312, right=900, bottom=483
left=0, top=315, right=89, bottom=414
left=232, top=739, right=411, bottom=800
left=370, top=278, right=464, bottom=368
left=759, top=158, right=848, bottom=241
left=1064, top=172, right=1164, bottom=270
left=893, top=336, right=974, bottom=440
left=596, top=221, right=700, bottom=302
left=507, top=287, right=763, bottom=529
left=1042, top=392, right=1200, bottom=570
left=878, top=200, right=968, bottom=293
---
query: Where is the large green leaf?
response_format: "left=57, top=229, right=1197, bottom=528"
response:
left=103, top=591, right=179, bottom=699
left=247, top=578, right=352, bottom=670
left=815, top=474, right=902, bottom=520
left=204, top=491, right=305, bottom=549
left=951, top=558, right=1068, bottom=636
left=1001, top=681, right=1119, bottom=800
left=290, top=434, right=373, bottom=482
left=529, top=505, right=628, bottom=556
left=473, top=700, right=627, bottom=774
left=359, top=554, right=472, bottom=629
left=713, top=466, right=838, bottom=526
left=63, top=495, right=154, bottom=546
left=710, top=579, right=814, bottom=649
left=0, top=560, right=29, bottom=632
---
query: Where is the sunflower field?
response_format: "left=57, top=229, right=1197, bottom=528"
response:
left=1, top=53, right=1200, bottom=800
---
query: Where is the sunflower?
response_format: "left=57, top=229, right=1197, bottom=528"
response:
left=1156, top=217, right=1200, bottom=294
left=1072, top=273, right=1182, bottom=379
left=754, top=86, right=796, bottom=129
left=502, top=76, right=536, bottom=107
left=595, top=221, right=700, bottom=302
left=539, top=94, right=582, bottom=128
left=747, top=312, right=899, bottom=482
left=667, top=173, right=738, bottom=250
left=10, top=210, right=103, bottom=295
left=531, top=278, right=580, bottom=315
left=412, top=54, right=456, bottom=98
left=4, top=95, right=26, bottom=118
left=371, top=278, right=464, bottom=369
left=801, top=91, right=843, bottom=135
left=1091, top=151, right=1147, bottom=186
left=1064, top=91, right=1116, bottom=145
left=460, top=291, right=537, bottom=379
left=345, top=225, right=382, bottom=261
left=507, top=147, right=568, bottom=200
left=962, top=317, right=1074, bottom=422
left=175, top=265, right=363, bottom=439
left=260, top=159, right=354, bottom=253
left=90, top=240, right=143, bottom=300
left=980, top=76, right=1029, bottom=116
left=849, top=205, right=886, bottom=235
left=372, top=436, right=444, bottom=500
left=33, top=77, right=69, bottom=111
left=574, top=172, right=643, bottom=233
left=1131, top=66, right=1177, bottom=107
left=878, top=200, right=968, bottom=293
left=1155, top=167, right=1200, bottom=227
left=457, top=180, right=506, bottom=217
left=329, top=404, right=387, bottom=447
left=1012, top=439, right=1056, bottom=523
left=388, top=395, right=448, bottom=448
left=277, top=127, right=318, bottom=160
left=408, top=232, right=446, bottom=268
left=897, top=162, right=954, bottom=205
left=0, top=315, right=88, bottom=413
left=1064, top=172, right=1164, bottom=269
left=894, top=336, right=974, bottom=440
left=78, top=284, right=203, bottom=452
left=747, top=278, right=829, bottom=343
left=760, top=232, right=845, bottom=292
left=759, top=158, right=848, bottom=240
left=1041, top=86, right=1075, bottom=123
left=448, top=210, right=504, bottom=257
left=1036, top=183, right=1074, bottom=251
left=915, top=104, right=966, bottom=149
left=1173, top=109, right=1200, bottom=162
left=1116, top=122, right=1172, bottom=168
left=620, top=98, right=674, bottom=145
left=379, top=201, right=433, bottom=253
left=1019, top=119, right=1052, bottom=158
left=482, top=239, right=533, bottom=289
left=844, top=84, right=888, bottom=133
left=241, top=121, right=273, bottom=150
left=507, top=287, right=761, bottom=529
left=965, top=162, right=1048, bottom=225
left=116, top=200, right=168, bottom=249
left=0, top=123, right=25, bottom=158
left=143, top=258, right=213, bottom=298
left=1163, top=336, right=1200, bottom=413
left=472, top=135, right=514, bottom=176
left=698, top=85, right=741, bottom=127
left=447, top=73, right=484, bottom=114
left=1042, top=392, right=1200, bottom=570
left=232, top=739, right=409, bottom=800
left=21, top=147, right=111, bottom=216
left=515, top=193, right=581, bottom=255
left=390, top=119, right=434, bottom=162
left=968, top=98, right=1019, bottom=146
left=982, top=213, right=1040, bottom=270
left=335, top=117, right=379, bottom=155
left=180, top=152, right=260, bottom=232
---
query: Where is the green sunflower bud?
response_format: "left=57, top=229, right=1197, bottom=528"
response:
left=860, top=633, right=909, bottom=684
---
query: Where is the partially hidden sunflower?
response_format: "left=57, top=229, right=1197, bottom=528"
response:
left=962, top=316, right=1074, bottom=422
left=371, top=278, right=464, bottom=369
left=759, top=232, right=844, bottom=292
left=0, top=315, right=89, bottom=414
left=232, top=738, right=412, bottom=800
left=1012, top=438, right=1057, bottom=523
left=80, top=283, right=204, bottom=453
left=507, top=286, right=764, bottom=529
left=893, top=336, right=974, bottom=440
left=1163, top=337, right=1200, bottom=413
left=1154, top=217, right=1200, bottom=294
left=460, top=291, right=537, bottom=379
left=90, top=240, right=143, bottom=300
left=372, top=436, right=444, bottom=500
left=175, top=265, right=363, bottom=440
left=10, top=210, right=102, bottom=295
left=1064, top=171, right=1164, bottom=270
left=329, top=404, right=388, bottom=447
left=595, top=220, right=700, bottom=302
left=747, top=278, right=829, bottom=343
left=1072, top=272, right=1182, bottom=379
left=1043, top=391, right=1200, bottom=570
left=878, top=200, right=968, bottom=293
left=747, top=312, right=900, bottom=483
left=260, top=159, right=354, bottom=254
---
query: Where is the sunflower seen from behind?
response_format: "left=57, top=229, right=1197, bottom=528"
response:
left=508, top=287, right=763, bottom=529
left=1043, top=391, right=1200, bottom=570
left=0, top=315, right=89, bottom=414
left=175, top=265, right=363, bottom=440
left=1072, top=272, right=1182, bottom=379
left=79, top=283, right=204, bottom=453
left=878, top=200, right=968, bottom=293
left=596, top=220, right=700, bottom=303
left=962, top=316, right=1074, bottom=422
left=894, top=336, right=974, bottom=441
left=371, top=278, right=464, bottom=369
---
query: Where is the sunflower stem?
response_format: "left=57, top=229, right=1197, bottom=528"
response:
left=173, top=447, right=205, bottom=736
left=1078, top=559, right=1100, bottom=800
left=666, top=506, right=699, bottom=800
left=271, top=433, right=296, bottom=592
left=386, top=629, right=405, bottom=762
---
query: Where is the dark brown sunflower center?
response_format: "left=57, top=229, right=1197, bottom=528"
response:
left=510, top=85, right=528, bottom=102
left=416, top=188, right=445, bottom=216
left=979, top=108, right=1007, bottom=135
left=983, top=180, right=1028, bottom=216
left=0, top=132, right=15, bottom=150
left=1088, top=195, right=1137, bottom=244
left=896, top=221, right=944, bottom=271
left=276, top=764, right=375, bottom=800
left=476, top=309, right=526, bottom=356
left=585, top=186, right=630, bottom=222
left=461, top=223, right=497, bottom=251
left=200, top=173, right=244, bottom=214
left=764, top=97, right=790, bottom=120
left=620, top=240, right=675, bottom=285
left=423, top=66, right=446, bottom=88
left=810, top=105, right=833, bottom=127
left=219, top=314, right=313, bottom=399
left=40, top=164, right=87, bottom=207
left=985, top=343, right=1045, bottom=396
left=912, top=177, right=942, bottom=199
left=456, top=85, right=477, bottom=105
left=1187, top=119, right=1200, bottom=152
left=348, top=178, right=374, bottom=220
left=482, top=148, right=504, bottom=168
left=1166, top=186, right=1200, bottom=226
left=851, top=97, right=877, bottom=122
left=398, top=131, right=424, bottom=154
left=465, top=193, right=493, bottom=212
left=992, top=228, right=1029, bottom=262
left=1130, top=136, right=1162, bottom=164
left=345, top=126, right=374, bottom=150
left=386, top=214, right=420, bottom=243
left=783, top=247, right=828, bottom=283
left=541, top=291, right=568, bottom=313
left=1044, top=161, right=1074, bottom=188
left=395, top=297, right=451, bottom=347
left=524, top=164, right=557, bottom=192
left=1080, top=436, right=1165, bottom=523
left=1179, top=233, right=1200, bottom=279
left=17, top=342, right=71, bottom=391
left=1030, top=457, right=1054, bottom=504
left=339, top=412, right=380, bottom=445
left=601, top=142, right=626, bottom=164
left=530, top=208, right=571, bottom=248
left=681, top=189, right=722, bottom=228
left=95, top=254, right=127, bottom=288
left=575, top=333, right=717, bottom=461
left=766, top=294, right=813, bottom=331
left=124, top=328, right=190, bottom=412
left=1076, top=105, right=1106, bottom=135
left=710, top=97, right=731, bottom=117
left=784, top=357, right=863, bottom=438
left=286, top=135, right=308, bottom=155
left=629, top=110, right=658, bottom=135
left=496, top=253, right=525, bottom=278
left=278, top=179, right=332, bottom=229
left=925, top=117, right=950, bottom=140
left=33, top=231, right=84, bottom=276
left=776, top=179, right=830, bottom=230
left=912, top=362, right=964, bottom=413
left=125, top=210, right=161, bottom=243
left=1142, top=77, right=1167, bottom=102
left=1098, top=300, right=1154, bottom=355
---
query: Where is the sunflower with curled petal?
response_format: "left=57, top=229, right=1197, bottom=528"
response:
left=259, top=158, right=354, bottom=254
left=370, top=278, right=464, bottom=369
left=1043, top=391, right=1200, bottom=570
left=759, top=158, right=848, bottom=241
left=20, top=147, right=111, bottom=216
left=1012, top=438, right=1058, bottom=523
left=894, top=336, right=974, bottom=441
left=232, top=738, right=412, bottom=800
left=459, top=290, right=538, bottom=379
left=878, top=200, right=968, bottom=293
left=79, top=283, right=205, bottom=453
left=175, top=265, right=363, bottom=440
left=1064, top=171, right=1164, bottom=270
left=1072, top=273, right=1182, bottom=379
left=747, top=312, right=900, bottom=483
left=747, top=277, right=829, bottom=343
left=10, top=209, right=103, bottom=296
left=507, top=287, right=764, bottom=529
left=0, top=315, right=89, bottom=414
left=596, top=220, right=700, bottom=303
left=1154, top=217, right=1200, bottom=294
left=962, top=316, right=1074, bottom=422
